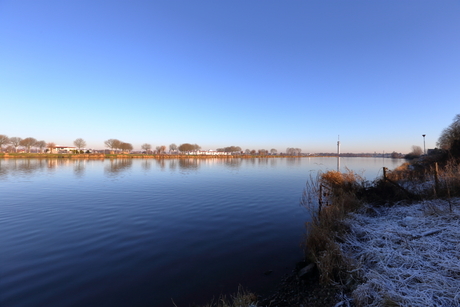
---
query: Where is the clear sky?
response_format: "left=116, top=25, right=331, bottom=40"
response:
left=1, top=1, right=459, bottom=153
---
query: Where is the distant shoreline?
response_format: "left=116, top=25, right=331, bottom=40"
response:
left=0, top=153, right=343, bottom=159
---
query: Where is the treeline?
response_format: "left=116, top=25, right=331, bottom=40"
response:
left=0, top=134, right=306, bottom=156
left=0, top=135, right=88, bottom=153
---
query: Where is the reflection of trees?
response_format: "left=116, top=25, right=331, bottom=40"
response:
left=0, top=159, right=49, bottom=177
left=73, top=160, right=86, bottom=177
left=0, top=159, right=7, bottom=178
left=104, top=159, right=133, bottom=175
left=169, top=159, right=177, bottom=171
left=17, top=159, right=44, bottom=173
left=270, top=158, right=278, bottom=168
left=141, top=160, right=151, bottom=171
left=286, top=157, right=301, bottom=166
left=178, top=158, right=200, bottom=170
left=155, top=159, right=166, bottom=170
left=223, top=158, right=242, bottom=169
left=258, top=158, right=269, bottom=165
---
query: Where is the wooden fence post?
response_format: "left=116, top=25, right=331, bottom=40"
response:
left=434, top=162, right=439, bottom=196
left=318, top=184, right=323, bottom=220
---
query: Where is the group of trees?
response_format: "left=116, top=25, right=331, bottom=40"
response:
left=104, top=139, right=133, bottom=153
left=216, top=146, right=242, bottom=153
left=0, top=135, right=89, bottom=154
left=1, top=134, right=308, bottom=156
left=437, top=114, right=460, bottom=158
left=286, top=148, right=302, bottom=156
left=138, top=143, right=198, bottom=154
left=0, top=135, right=50, bottom=153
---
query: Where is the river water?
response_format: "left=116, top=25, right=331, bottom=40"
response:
left=0, top=157, right=402, bottom=307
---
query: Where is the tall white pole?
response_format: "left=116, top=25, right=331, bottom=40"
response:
left=422, top=134, right=426, bottom=155
left=337, top=135, right=340, bottom=156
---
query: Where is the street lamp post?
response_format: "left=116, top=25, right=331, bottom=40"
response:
left=422, top=134, right=426, bottom=155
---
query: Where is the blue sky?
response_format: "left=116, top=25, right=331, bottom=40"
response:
left=1, top=1, right=459, bottom=153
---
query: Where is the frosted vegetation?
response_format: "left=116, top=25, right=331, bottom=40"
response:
left=301, top=119, right=460, bottom=306
left=343, top=199, right=460, bottom=307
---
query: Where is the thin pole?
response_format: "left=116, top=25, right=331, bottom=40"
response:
left=423, top=134, right=426, bottom=155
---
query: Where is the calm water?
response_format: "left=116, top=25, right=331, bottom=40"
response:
left=0, top=157, right=402, bottom=307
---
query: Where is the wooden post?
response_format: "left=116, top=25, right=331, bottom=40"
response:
left=383, top=167, right=387, bottom=181
left=318, top=184, right=323, bottom=220
left=434, top=162, right=439, bottom=196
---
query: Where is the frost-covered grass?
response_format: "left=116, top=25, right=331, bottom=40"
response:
left=341, top=199, right=460, bottom=307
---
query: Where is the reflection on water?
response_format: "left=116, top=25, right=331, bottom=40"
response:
left=178, top=158, right=200, bottom=170
left=73, top=160, right=86, bottom=177
left=223, top=158, right=242, bottom=169
left=286, top=157, right=302, bottom=166
left=141, top=160, right=151, bottom=171
left=104, top=159, right=133, bottom=175
left=155, top=159, right=166, bottom=170
left=0, top=157, right=404, bottom=180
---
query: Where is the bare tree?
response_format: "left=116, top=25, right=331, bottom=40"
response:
left=120, top=142, right=133, bottom=153
left=258, top=149, right=267, bottom=155
left=141, top=143, right=152, bottom=154
left=35, top=140, right=47, bottom=153
left=286, top=148, right=302, bottom=156
left=220, top=146, right=242, bottom=153
left=270, top=148, right=277, bottom=155
left=245, top=149, right=251, bottom=154
left=113, top=140, right=122, bottom=152
left=169, top=143, right=177, bottom=153
left=411, top=145, right=423, bottom=156
left=9, top=137, right=22, bottom=152
left=178, top=143, right=199, bottom=152
left=47, top=142, right=56, bottom=153
left=437, top=114, right=460, bottom=150
left=156, top=145, right=166, bottom=154
left=74, top=138, right=87, bottom=151
left=0, top=135, right=9, bottom=152
left=104, top=139, right=121, bottom=153
left=20, top=137, right=37, bottom=153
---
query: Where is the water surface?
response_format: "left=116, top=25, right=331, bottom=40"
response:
left=0, top=157, right=402, bottom=307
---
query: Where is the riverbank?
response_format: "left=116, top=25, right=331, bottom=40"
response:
left=299, top=155, right=460, bottom=306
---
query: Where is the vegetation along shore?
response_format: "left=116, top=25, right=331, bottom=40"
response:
left=193, top=114, right=460, bottom=307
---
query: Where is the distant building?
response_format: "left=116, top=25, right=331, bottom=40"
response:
left=45, top=145, right=76, bottom=153
left=185, top=150, right=231, bottom=155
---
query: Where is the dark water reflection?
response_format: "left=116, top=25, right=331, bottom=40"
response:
left=104, top=159, right=133, bottom=175
left=0, top=157, right=403, bottom=307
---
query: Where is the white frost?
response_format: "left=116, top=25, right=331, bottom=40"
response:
left=340, top=198, right=460, bottom=307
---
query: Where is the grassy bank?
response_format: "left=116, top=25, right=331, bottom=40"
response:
left=301, top=153, right=460, bottom=306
